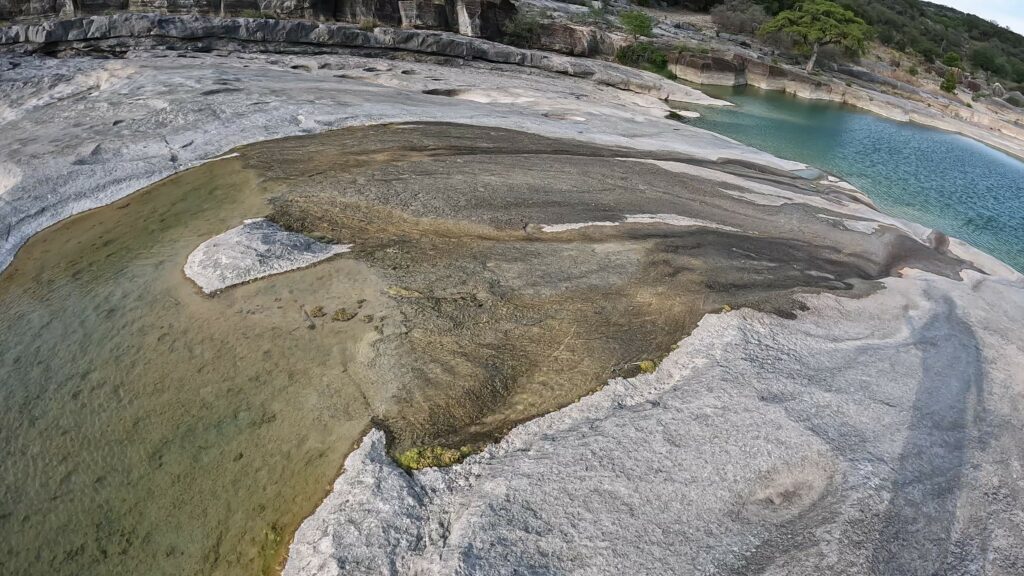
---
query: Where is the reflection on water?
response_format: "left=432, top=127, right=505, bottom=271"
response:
left=0, top=156, right=379, bottom=575
left=689, top=85, right=1024, bottom=272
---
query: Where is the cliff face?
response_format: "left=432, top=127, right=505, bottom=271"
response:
left=0, top=0, right=515, bottom=40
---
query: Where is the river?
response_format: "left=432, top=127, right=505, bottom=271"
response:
left=688, top=85, right=1024, bottom=273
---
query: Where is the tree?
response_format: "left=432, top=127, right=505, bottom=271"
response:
left=941, top=69, right=958, bottom=93
left=759, top=0, right=871, bottom=72
left=970, top=45, right=1008, bottom=77
left=942, top=51, right=962, bottom=68
left=620, top=10, right=656, bottom=39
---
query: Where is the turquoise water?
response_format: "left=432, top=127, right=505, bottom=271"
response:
left=688, top=85, right=1024, bottom=273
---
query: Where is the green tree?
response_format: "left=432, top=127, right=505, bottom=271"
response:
left=759, top=0, right=871, bottom=72
left=940, top=69, right=958, bottom=93
left=620, top=10, right=656, bottom=39
left=970, top=45, right=1008, bottom=77
left=942, top=51, right=962, bottom=68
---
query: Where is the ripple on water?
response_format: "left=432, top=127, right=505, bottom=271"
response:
left=689, top=85, right=1024, bottom=273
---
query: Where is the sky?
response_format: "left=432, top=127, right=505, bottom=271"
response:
left=933, top=0, right=1024, bottom=35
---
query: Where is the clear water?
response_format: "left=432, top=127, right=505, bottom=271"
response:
left=688, top=85, right=1024, bottom=273
left=0, top=155, right=381, bottom=576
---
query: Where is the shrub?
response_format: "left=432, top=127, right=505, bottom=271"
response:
left=615, top=42, right=674, bottom=78
left=908, top=65, right=919, bottom=77
left=571, top=2, right=610, bottom=25
left=619, top=10, right=655, bottom=39
left=503, top=13, right=543, bottom=48
left=941, top=52, right=962, bottom=68
left=710, top=0, right=768, bottom=35
left=940, top=69, right=957, bottom=94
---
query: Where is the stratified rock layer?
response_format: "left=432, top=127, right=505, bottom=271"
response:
left=0, top=0, right=515, bottom=39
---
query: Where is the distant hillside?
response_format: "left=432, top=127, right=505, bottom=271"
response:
left=680, top=0, right=1024, bottom=84
left=840, top=0, right=1024, bottom=82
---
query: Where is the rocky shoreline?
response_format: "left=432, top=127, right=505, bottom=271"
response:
left=286, top=268, right=1024, bottom=576
left=3, top=12, right=1023, bottom=162
left=666, top=53, right=1024, bottom=163
left=2, top=16, right=1024, bottom=576
left=0, top=13, right=721, bottom=104
left=0, top=28, right=746, bottom=273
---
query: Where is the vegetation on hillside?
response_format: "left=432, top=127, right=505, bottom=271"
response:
left=615, top=42, right=675, bottom=78
left=674, top=0, right=1024, bottom=85
left=620, top=10, right=656, bottom=38
left=711, top=0, right=768, bottom=35
left=941, top=69, right=958, bottom=93
left=503, top=13, right=543, bottom=49
left=759, top=0, right=870, bottom=72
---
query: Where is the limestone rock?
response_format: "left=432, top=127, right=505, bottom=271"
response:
left=743, top=57, right=790, bottom=90
left=284, top=270, right=1024, bottom=576
left=183, top=218, right=351, bottom=294
left=669, top=53, right=745, bottom=86
left=0, top=14, right=720, bottom=104
left=535, top=20, right=618, bottom=58
left=0, top=0, right=514, bottom=39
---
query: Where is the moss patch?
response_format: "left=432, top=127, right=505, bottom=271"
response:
left=395, top=445, right=474, bottom=470
left=332, top=308, right=357, bottom=322
left=637, top=360, right=658, bottom=374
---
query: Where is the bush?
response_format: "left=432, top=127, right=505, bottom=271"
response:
left=571, top=2, right=610, bottom=25
left=908, top=65, right=919, bottom=77
left=616, top=42, right=670, bottom=75
left=970, top=45, right=1008, bottom=77
left=940, top=69, right=957, bottom=94
left=710, top=0, right=768, bottom=35
left=941, top=52, right=962, bottom=68
left=619, top=10, right=655, bottom=38
left=503, top=13, right=543, bottom=48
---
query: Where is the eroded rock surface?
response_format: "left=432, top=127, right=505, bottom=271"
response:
left=0, top=13, right=704, bottom=104
left=252, top=123, right=967, bottom=450
left=184, top=218, right=350, bottom=294
left=0, top=47, right=742, bottom=273
left=287, top=269, right=1024, bottom=576
left=0, top=0, right=514, bottom=39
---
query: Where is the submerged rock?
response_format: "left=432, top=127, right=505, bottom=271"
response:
left=286, top=269, right=1024, bottom=575
left=183, top=218, right=350, bottom=294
